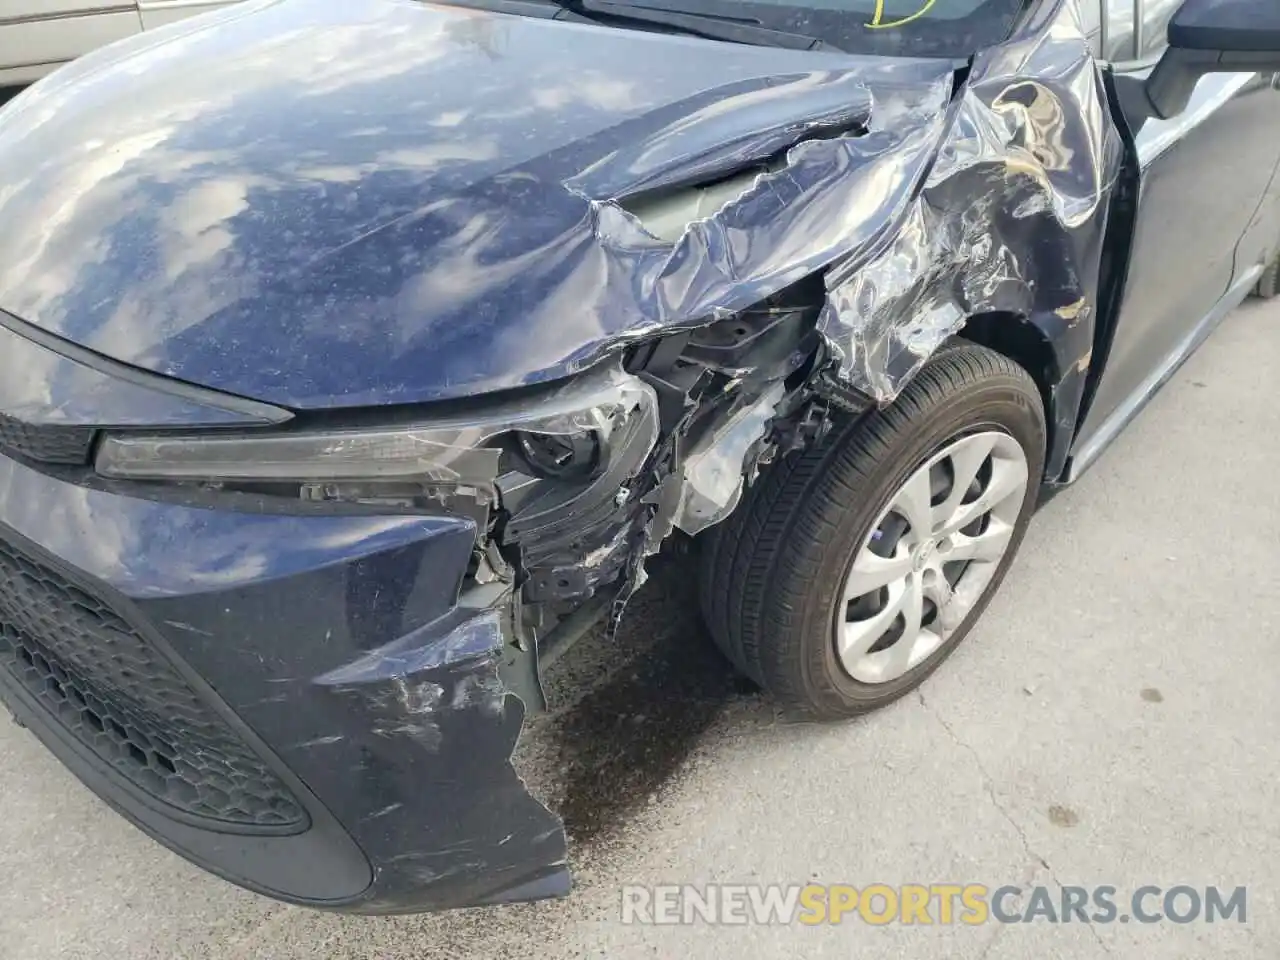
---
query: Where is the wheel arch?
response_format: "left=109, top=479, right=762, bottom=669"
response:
left=954, top=311, right=1078, bottom=482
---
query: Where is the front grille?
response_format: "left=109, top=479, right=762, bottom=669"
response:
left=0, top=412, right=95, bottom=465
left=0, top=532, right=306, bottom=831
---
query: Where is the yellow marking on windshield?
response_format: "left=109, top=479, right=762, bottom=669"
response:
left=866, top=0, right=938, bottom=28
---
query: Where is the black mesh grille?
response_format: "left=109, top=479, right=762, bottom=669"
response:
left=0, top=412, right=95, bottom=465
left=0, top=533, right=306, bottom=831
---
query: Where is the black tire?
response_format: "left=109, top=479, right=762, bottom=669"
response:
left=700, top=344, right=1046, bottom=718
left=1254, top=257, right=1280, bottom=299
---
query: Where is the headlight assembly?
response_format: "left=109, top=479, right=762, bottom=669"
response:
left=95, top=364, right=659, bottom=510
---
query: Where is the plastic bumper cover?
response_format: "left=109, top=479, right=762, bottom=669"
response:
left=0, top=451, right=567, bottom=913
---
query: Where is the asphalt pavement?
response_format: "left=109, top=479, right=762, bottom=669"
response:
left=1, top=299, right=1277, bottom=959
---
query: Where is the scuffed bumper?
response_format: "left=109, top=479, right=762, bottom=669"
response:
left=0, top=452, right=567, bottom=913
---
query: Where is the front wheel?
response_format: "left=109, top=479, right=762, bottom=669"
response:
left=700, top=344, right=1046, bottom=719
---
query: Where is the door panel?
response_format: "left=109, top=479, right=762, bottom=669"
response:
left=1074, top=70, right=1280, bottom=452
left=1234, top=139, right=1280, bottom=284
left=0, top=3, right=140, bottom=77
left=138, top=0, right=236, bottom=30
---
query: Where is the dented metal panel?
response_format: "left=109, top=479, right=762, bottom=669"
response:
left=0, top=0, right=946, bottom=408
left=818, top=0, right=1123, bottom=408
left=0, top=0, right=1119, bottom=426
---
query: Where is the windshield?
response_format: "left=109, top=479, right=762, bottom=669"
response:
left=605, top=0, right=1032, bottom=57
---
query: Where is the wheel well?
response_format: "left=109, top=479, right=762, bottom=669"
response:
left=955, top=311, right=1059, bottom=439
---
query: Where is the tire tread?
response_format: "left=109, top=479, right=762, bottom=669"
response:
left=701, top=345, right=1041, bottom=713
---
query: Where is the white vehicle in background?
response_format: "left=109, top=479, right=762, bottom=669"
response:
left=0, top=0, right=235, bottom=87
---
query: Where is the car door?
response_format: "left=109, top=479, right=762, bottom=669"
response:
left=0, top=0, right=141, bottom=85
left=1070, top=0, right=1280, bottom=469
left=137, top=0, right=236, bottom=30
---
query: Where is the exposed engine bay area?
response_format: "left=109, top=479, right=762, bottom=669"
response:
left=477, top=278, right=852, bottom=709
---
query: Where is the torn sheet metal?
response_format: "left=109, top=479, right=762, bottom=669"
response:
left=593, top=0, right=1122, bottom=626
left=818, top=0, right=1124, bottom=415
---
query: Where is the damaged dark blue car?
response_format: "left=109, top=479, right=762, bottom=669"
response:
left=0, top=0, right=1277, bottom=914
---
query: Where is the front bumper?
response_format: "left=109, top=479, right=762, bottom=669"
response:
left=0, top=451, right=567, bottom=913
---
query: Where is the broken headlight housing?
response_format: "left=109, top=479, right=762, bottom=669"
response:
left=94, top=364, right=659, bottom=517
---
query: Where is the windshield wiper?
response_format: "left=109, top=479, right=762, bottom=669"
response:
left=557, top=0, right=842, bottom=52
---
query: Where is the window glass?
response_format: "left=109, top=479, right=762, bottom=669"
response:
left=587, top=0, right=1036, bottom=58
left=1139, top=0, right=1181, bottom=57
left=1103, top=0, right=1136, bottom=60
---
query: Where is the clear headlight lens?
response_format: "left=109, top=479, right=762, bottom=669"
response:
left=97, top=423, right=504, bottom=484
left=95, top=364, right=658, bottom=503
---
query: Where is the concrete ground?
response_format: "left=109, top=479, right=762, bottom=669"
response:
left=2, top=299, right=1277, bottom=959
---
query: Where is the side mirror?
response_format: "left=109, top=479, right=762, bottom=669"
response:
left=1143, top=0, right=1280, bottom=120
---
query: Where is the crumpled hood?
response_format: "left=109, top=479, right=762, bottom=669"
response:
left=0, top=0, right=954, bottom=408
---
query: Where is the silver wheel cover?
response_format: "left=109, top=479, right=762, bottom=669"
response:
left=835, top=430, right=1030, bottom=685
